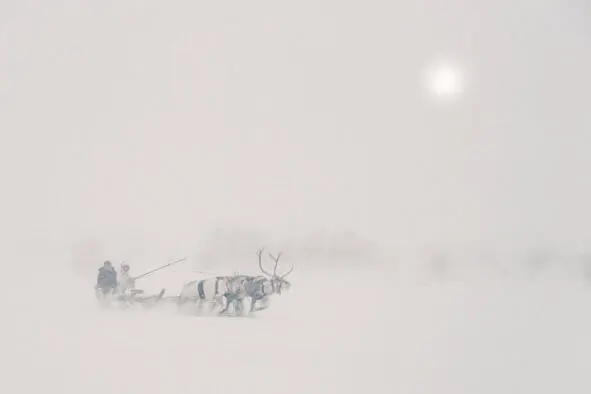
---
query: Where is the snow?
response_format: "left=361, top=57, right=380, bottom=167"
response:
left=2, top=1, right=591, bottom=393
left=5, top=260, right=591, bottom=394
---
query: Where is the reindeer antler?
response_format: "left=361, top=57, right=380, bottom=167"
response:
left=268, top=251, right=294, bottom=278
left=280, top=264, right=294, bottom=279
left=257, top=247, right=274, bottom=276
left=268, top=252, right=283, bottom=276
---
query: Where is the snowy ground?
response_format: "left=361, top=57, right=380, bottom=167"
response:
left=5, top=260, right=591, bottom=394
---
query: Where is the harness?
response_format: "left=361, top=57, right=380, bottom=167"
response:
left=259, top=279, right=268, bottom=297
left=251, top=277, right=268, bottom=299
left=197, top=280, right=205, bottom=299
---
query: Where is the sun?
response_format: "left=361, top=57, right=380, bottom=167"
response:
left=422, top=61, right=464, bottom=101
left=430, top=67, right=460, bottom=96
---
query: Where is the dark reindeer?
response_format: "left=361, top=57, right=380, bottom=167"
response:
left=240, top=247, right=294, bottom=312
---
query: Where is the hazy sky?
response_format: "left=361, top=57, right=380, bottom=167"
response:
left=1, top=1, right=590, bottom=260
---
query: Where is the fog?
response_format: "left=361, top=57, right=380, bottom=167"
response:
left=2, top=1, right=591, bottom=393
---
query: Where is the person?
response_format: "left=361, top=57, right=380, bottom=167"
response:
left=96, top=261, right=118, bottom=298
left=116, top=262, right=165, bottom=307
left=115, top=262, right=140, bottom=307
left=117, top=262, right=136, bottom=294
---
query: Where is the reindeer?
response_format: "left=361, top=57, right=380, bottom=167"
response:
left=176, top=272, right=255, bottom=316
left=176, top=249, right=294, bottom=316
left=241, top=247, right=294, bottom=312
left=220, top=274, right=252, bottom=315
left=177, top=276, right=235, bottom=315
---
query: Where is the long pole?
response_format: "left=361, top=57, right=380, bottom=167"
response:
left=132, top=257, right=187, bottom=280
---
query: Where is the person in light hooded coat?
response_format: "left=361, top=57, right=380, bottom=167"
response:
left=117, top=262, right=135, bottom=294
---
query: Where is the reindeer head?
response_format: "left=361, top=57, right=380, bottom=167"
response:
left=257, top=247, right=294, bottom=295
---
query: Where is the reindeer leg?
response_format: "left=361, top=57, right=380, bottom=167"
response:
left=211, top=294, right=224, bottom=313
left=254, top=296, right=270, bottom=311
left=194, top=299, right=204, bottom=315
left=249, top=299, right=256, bottom=312
left=208, top=299, right=218, bottom=314
left=219, top=296, right=230, bottom=314
left=225, top=298, right=239, bottom=316
left=235, top=299, right=244, bottom=316
left=177, top=298, right=187, bottom=314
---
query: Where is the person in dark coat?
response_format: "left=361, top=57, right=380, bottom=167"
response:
left=96, top=261, right=118, bottom=296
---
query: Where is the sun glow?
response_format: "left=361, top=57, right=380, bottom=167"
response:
left=422, top=61, right=465, bottom=101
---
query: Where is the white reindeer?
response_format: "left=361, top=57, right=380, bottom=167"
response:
left=176, top=274, right=249, bottom=315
